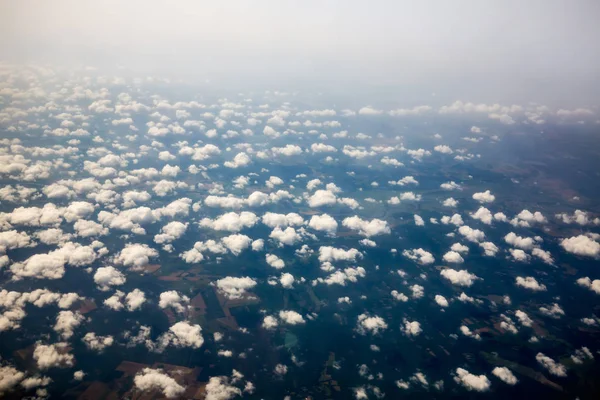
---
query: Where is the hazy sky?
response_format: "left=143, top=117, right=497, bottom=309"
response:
left=1, top=0, right=599, bottom=105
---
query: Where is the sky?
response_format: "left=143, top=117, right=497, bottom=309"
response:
left=1, top=0, right=600, bottom=105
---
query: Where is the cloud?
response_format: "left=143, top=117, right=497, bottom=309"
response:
left=458, top=226, right=485, bottom=242
left=279, top=310, right=305, bottom=325
left=560, top=235, right=600, bottom=258
left=125, top=289, right=146, bottom=311
left=556, top=210, right=600, bottom=226
left=515, top=310, right=533, bottom=327
left=441, top=269, right=479, bottom=287
left=54, top=310, right=84, bottom=339
left=224, top=152, right=252, bottom=168
left=403, top=248, right=435, bottom=265
left=154, top=221, right=188, bottom=245
left=318, top=266, right=366, bottom=286
left=115, top=243, right=158, bottom=269
left=33, top=342, right=74, bottom=369
left=157, top=321, right=204, bottom=350
left=200, top=212, right=258, bottom=232
left=94, top=266, right=126, bottom=291
left=262, top=212, right=304, bottom=228
left=441, top=181, right=462, bottom=190
left=269, top=226, right=302, bottom=246
left=221, top=234, right=252, bottom=255
left=342, top=216, right=390, bottom=237
left=401, top=319, right=422, bottom=336
left=159, top=291, right=190, bottom=313
left=515, top=276, right=546, bottom=291
left=262, top=315, right=279, bottom=330
left=134, top=368, right=185, bottom=398
left=358, top=106, right=383, bottom=115
left=74, top=219, right=108, bottom=237
left=356, top=313, right=387, bottom=335
left=434, top=145, right=453, bottom=154
left=205, top=375, right=243, bottom=400
left=576, top=277, right=600, bottom=294
left=82, top=332, right=114, bottom=352
left=504, top=232, right=535, bottom=250
left=472, top=190, right=495, bottom=203
left=280, top=273, right=295, bottom=288
left=0, top=366, right=25, bottom=395
left=308, top=214, right=338, bottom=235
left=215, top=276, right=257, bottom=299
left=443, top=251, right=464, bottom=263
left=435, top=295, right=449, bottom=307
left=307, top=189, right=338, bottom=207
left=536, top=353, right=567, bottom=377
left=453, top=368, right=491, bottom=392
left=266, top=254, right=285, bottom=269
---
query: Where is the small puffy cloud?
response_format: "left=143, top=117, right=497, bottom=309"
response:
left=454, top=368, right=491, bottom=392
left=262, top=212, right=304, bottom=228
left=443, top=197, right=458, bottom=207
left=536, top=353, right=567, bottom=377
left=441, top=181, right=462, bottom=190
left=134, top=368, right=185, bottom=398
left=342, top=216, right=390, bottom=237
left=215, top=276, right=257, bottom=299
left=504, top=232, right=535, bottom=250
left=280, top=273, right=295, bottom=288
left=318, top=246, right=361, bottom=263
left=403, top=248, right=435, bottom=265
left=125, top=289, right=146, bottom=311
left=441, top=269, right=479, bottom=287
left=308, top=214, right=338, bottom=235
left=262, top=315, right=279, bottom=330
left=515, top=310, right=533, bottom=327
left=458, top=226, right=485, bottom=243
left=556, top=210, right=599, bottom=226
left=356, top=313, right=387, bottom=335
left=472, top=190, right=495, bottom=203
left=54, top=310, right=84, bottom=339
left=224, top=152, right=251, bottom=168
left=307, top=189, right=338, bottom=207
left=154, top=221, right=188, bottom=244
left=205, top=375, right=243, bottom=400
left=115, top=243, right=158, bottom=270
left=157, top=321, right=204, bottom=350
left=435, top=295, right=449, bottom=307
left=560, top=235, right=600, bottom=258
left=471, top=207, right=493, bottom=225
left=319, top=266, right=366, bottom=286
left=414, top=215, right=425, bottom=226
left=401, top=319, right=422, bottom=336
left=515, top=276, right=547, bottom=291
left=279, top=310, right=305, bottom=325
left=158, top=291, right=190, bottom=313
left=492, top=367, right=517, bottom=385
left=266, top=254, right=285, bottom=269
left=443, top=251, right=464, bottom=263
left=434, top=145, right=453, bottom=154
left=269, top=226, right=301, bottom=246
left=221, top=234, right=252, bottom=255
left=509, top=248, right=530, bottom=262
left=576, top=277, right=600, bottom=294
left=74, top=220, right=108, bottom=237
left=33, top=342, right=74, bottom=369
left=82, top=332, right=114, bottom=352
left=358, top=106, right=383, bottom=115
left=94, top=266, right=126, bottom=291
left=200, top=211, right=258, bottom=232
left=511, top=209, right=547, bottom=227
